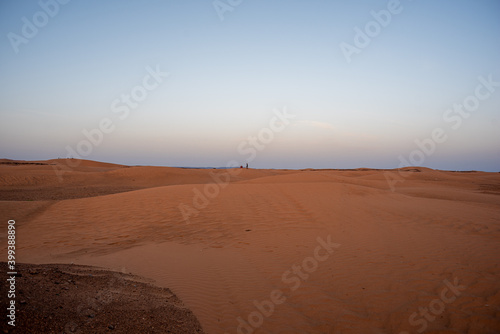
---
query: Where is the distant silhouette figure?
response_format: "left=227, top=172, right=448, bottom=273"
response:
left=246, top=163, right=248, bottom=169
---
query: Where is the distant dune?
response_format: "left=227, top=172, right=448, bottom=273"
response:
left=1, top=159, right=499, bottom=333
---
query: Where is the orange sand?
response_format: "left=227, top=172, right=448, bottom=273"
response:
left=1, top=159, right=499, bottom=333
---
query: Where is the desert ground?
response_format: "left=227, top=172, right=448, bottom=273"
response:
left=1, top=158, right=499, bottom=333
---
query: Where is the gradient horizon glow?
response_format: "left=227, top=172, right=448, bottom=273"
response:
left=1, top=0, right=499, bottom=171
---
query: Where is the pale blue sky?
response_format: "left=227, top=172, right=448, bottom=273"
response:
left=1, top=0, right=499, bottom=170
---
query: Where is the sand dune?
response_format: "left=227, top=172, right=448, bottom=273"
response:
left=1, top=160, right=499, bottom=333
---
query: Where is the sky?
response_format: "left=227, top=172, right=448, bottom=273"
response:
left=0, top=0, right=499, bottom=170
